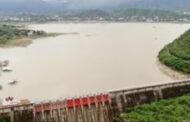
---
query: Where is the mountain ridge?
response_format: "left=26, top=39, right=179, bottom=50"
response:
left=0, top=0, right=190, bottom=13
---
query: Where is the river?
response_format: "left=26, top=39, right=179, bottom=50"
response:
left=0, top=23, right=190, bottom=101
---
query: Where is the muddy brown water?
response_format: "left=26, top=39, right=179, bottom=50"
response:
left=0, top=23, right=190, bottom=101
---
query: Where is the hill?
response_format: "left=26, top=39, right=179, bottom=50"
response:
left=1, top=0, right=190, bottom=22
left=121, top=0, right=190, bottom=11
left=1, top=0, right=190, bottom=13
left=48, top=0, right=190, bottom=11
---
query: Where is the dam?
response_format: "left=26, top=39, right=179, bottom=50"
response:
left=1, top=79, right=190, bottom=122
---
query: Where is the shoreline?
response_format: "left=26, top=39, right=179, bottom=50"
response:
left=0, top=33, right=62, bottom=48
left=157, top=60, right=190, bottom=80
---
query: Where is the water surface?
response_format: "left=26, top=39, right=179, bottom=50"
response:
left=0, top=23, right=190, bottom=101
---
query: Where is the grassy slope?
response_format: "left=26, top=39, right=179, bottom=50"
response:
left=158, top=29, right=190, bottom=73
left=121, top=94, right=190, bottom=122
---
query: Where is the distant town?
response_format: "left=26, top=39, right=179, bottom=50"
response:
left=1, top=9, right=190, bottom=23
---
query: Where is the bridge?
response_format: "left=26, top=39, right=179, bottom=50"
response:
left=1, top=79, right=190, bottom=122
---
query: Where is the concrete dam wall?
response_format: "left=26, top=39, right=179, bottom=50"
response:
left=1, top=79, right=190, bottom=122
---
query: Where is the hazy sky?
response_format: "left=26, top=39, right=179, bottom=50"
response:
left=43, top=0, right=132, bottom=9
left=0, top=0, right=135, bottom=11
left=44, top=0, right=131, bottom=4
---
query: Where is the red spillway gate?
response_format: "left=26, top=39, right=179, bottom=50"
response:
left=34, top=94, right=110, bottom=113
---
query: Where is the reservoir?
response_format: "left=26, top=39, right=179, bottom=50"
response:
left=0, top=23, right=190, bottom=101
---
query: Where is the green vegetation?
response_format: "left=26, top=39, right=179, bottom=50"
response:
left=121, top=94, right=190, bottom=122
left=0, top=24, right=55, bottom=47
left=158, top=29, right=190, bottom=73
left=0, top=116, right=10, bottom=122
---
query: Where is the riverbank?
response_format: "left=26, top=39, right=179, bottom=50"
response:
left=0, top=24, right=61, bottom=48
left=157, top=61, right=190, bottom=80
left=158, top=29, right=190, bottom=74
left=0, top=34, right=60, bottom=48
left=0, top=33, right=80, bottom=48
